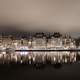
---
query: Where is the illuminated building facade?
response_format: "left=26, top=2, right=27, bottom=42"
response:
left=0, top=32, right=79, bottom=65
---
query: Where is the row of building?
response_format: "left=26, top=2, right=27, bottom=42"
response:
left=0, top=33, right=78, bottom=64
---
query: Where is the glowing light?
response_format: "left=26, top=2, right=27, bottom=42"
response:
left=19, top=46, right=29, bottom=55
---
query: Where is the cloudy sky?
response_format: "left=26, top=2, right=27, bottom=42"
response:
left=0, top=0, right=80, bottom=34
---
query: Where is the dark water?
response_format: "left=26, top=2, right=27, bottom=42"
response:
left=0, top=63, right=80, bottom=80
left=0, top=30, right=79, bottom=80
